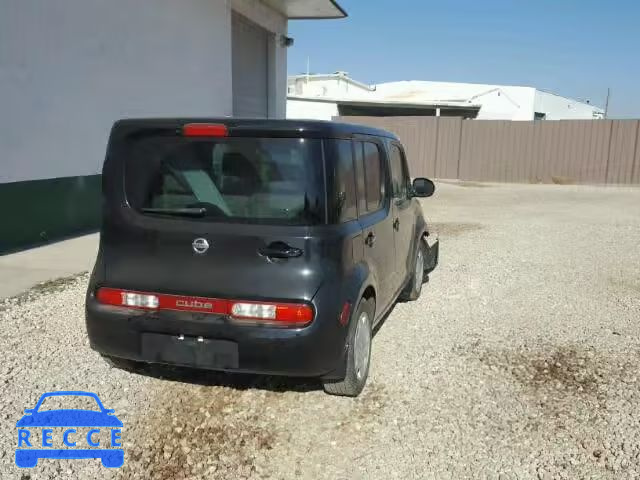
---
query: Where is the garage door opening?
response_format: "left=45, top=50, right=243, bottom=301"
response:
left=232, top=12, right=269, bottom=118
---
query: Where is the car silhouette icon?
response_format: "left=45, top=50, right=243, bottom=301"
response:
left=15, top=391, right=123, bottom=468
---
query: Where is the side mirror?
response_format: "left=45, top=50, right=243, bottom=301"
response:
left=412, top=178, right=435, bottom=197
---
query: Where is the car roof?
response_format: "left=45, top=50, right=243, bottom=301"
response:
left=110, top=118, right=399, bottom=141
left=34, top=391, right=105, bottom=408
left=37, top=391, right=100, bottom=400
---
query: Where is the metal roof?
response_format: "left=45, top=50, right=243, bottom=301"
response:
left=288, top=95, right=482, bottom=110
left=289, top=73, right=373, bottom=91
left=263, top=0, right=347, bottom=19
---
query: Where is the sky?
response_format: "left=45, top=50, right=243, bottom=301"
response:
left=287, top=0, right=639, bottom=118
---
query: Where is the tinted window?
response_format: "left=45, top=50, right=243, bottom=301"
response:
left=390, top=144, right=409, bottom=199
left=353, top=141, right=367, bottom=214
left=363, top=142, right=384, bottom=211
left=329, top=140, right=357, bottom=223
left=125, top=137, right=325, bottom=225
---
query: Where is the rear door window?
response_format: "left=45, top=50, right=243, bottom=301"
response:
left=125, top=137, right=325, bottom=225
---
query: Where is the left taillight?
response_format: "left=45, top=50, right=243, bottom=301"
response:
left=97, top=288, right=159, bottom=309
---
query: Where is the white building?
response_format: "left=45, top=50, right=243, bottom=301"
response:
left=287, top=72, right=604, bottom=121
left=0, top=0, right=346, bottom=252
left=375, top=81, right=604, bottom=121
left=288, top=72, right=481, bottom=120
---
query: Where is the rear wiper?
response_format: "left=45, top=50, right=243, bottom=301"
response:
left=141, top=207, right=206, bottom=217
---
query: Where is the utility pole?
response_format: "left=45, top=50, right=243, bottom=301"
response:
left=604, top=88, right=611, bottom=119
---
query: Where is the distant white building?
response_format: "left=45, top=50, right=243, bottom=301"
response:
left=287, top=72, right=604, bottom=121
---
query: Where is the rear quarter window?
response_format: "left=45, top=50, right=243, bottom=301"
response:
left=353, top=140, right=386, bottom=215
left=363, top=142, right=384, bottom=211
left=327, top=139, right=358, bottom=223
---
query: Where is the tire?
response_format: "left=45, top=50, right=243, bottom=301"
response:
left=322, top=298, right=374, bottom=397
left=399, top=238, right=427, bottom=302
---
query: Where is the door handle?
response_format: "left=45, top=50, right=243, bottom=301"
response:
left=258, top=242, right=303, bottom=259
left=365, top=232, right=376, bottom=247
left=393, top=218, right=400, bottom=231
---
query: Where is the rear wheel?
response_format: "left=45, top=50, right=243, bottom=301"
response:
left=323, top=298, right=374, bottom=397
left=400, top=238, right=427, bottom=302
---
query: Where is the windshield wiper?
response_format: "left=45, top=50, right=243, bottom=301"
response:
left=141, top=207, right=207, bottom=217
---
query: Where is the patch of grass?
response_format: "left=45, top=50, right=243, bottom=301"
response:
left=119, top=385, right=276, bottom=480
left=609, top=276, right=640, bottom=294
left=352, top=382, right=388, bottom=421
left=478, top=347, right=603, bottom=396
left=551, top=175, right=576, bottom=185
left=513, top=349, right=601, bottom=395
left=30, top=274, right=86, bottom=295
left=0, top=272, right=87, bottom=311
left=437, top=180, right=493, bottom=188
left=336, top=383, right=388, bottom=436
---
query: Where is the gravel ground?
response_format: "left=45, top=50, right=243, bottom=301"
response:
left=1, top=182, right=640, bottom=479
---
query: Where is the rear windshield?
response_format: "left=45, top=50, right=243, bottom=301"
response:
left=124, top=137, right=326, bottom=225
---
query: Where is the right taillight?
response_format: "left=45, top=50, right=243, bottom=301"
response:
left=229, top=301, right=313, bottom=326
left=231, top=302, right=277, bottom=320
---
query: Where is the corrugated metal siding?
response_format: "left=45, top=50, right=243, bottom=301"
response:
left=336, top=116, right=640, bottom=185
left=607, top=120, right=639, bottom=184
left=633, top=122, right=640, bottom=184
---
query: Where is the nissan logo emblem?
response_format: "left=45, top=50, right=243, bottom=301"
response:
left=192, top=238, right=209, bottom=254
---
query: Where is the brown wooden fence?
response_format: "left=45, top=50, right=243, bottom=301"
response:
left=335, top=116, right=640, bottom=184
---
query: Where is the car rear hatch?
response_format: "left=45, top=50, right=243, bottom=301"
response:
left=99, top=120, right=328, bottom=311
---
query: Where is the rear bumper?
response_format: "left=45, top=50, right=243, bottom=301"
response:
left=85, top=292, right=348, bottom=379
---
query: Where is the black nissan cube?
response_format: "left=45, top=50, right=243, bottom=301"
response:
left=86, top=119, right=439, bottom=396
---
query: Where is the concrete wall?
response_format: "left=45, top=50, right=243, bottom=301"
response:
left=1, top=0, right=288, bottom=184
left=534, top=90, right=604, bottom=120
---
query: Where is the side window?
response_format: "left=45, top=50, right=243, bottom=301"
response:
left=331, top=140, right=358, bottom=223
left=389, top=144, right=409, bottom=200
left=363, top=142, right=384, bottom=212
left=353, top=141, right=367, bottom=214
